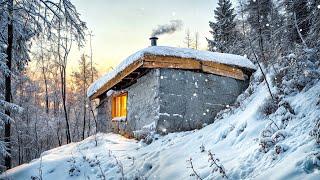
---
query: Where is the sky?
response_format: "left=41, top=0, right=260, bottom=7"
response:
left=69, top=0, right=221, bottom=74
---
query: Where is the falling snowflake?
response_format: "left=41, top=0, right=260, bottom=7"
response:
left=318, top=5, right=320, bottom=9
left=266, top=23, right=270, bottom=27
left=193, top=93, right=197, bottom=97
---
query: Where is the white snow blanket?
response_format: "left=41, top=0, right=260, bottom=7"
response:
left=3, top=80, right=320, bottom=180
left=87, top=46, right=256, bottom=98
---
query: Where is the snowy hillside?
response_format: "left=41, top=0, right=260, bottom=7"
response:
left=1, top=77, right=320, bottom=179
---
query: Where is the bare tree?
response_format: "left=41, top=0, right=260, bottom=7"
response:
left=0, top=0, right=86, bottom=169
left=184, top=29, right=193, bottom=48
left=71, top=54, right=98, bottom=140
left=194, top=32, right=199, bottom=50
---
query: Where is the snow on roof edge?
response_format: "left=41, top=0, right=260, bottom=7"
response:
left=87, top=46, right=256, bottom=98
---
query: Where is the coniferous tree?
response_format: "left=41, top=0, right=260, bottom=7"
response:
left=286, top=0, right=311, bottom=45
left=308, top=0, right=320, bottom=57
left=246, top=0, right=273, bottom=63
left=207, top=0, right=237, bottom=53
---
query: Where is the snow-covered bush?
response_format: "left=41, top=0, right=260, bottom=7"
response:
left=200, top=144, right=205, bottom=153
left=260, top=98, right=278, bottom=115
left=67, top=158, right=81, bottom=177
left=259, top=137, right=275, bottom=153
left=310, top=118, right=320, bottom=144
left=274, top=143, right=289, bottom=155
left=236, top=122, right=247, bottom=136
left=276, top=52, right=320, bottom=95
left=133, top=122, right=158, bottom=144
left=271, top=130, right=290, bottom=143
left=259, top=106, right=292, bottom=153
left=301, top=152, right=320, bottom=174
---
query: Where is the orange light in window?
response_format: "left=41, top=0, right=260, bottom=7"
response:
left=112, top=93, right=127, bottom=119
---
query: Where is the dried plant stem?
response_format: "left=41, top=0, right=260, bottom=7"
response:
left=187, top=157, right=203, bottom=180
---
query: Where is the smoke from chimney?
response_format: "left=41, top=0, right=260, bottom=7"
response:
left=151, top=20, right=183, bottom=37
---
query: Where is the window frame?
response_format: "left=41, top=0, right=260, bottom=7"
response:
left=111, top=92, right=128, bottom=121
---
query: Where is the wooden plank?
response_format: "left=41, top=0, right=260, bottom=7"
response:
left=143, top=54, right=202, bottom=68
left=90, top=60, right=144, bottom=99
left=201, top=61, right=245, bottom=80
left=115, top=69, right=150, bottom=90
left=143, top=61, right=201, bottom=70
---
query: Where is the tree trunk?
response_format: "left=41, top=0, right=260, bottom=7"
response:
left=4, top=0, right=14, bottom=170
left=90, top=104, right=98, bottom=134
left=57, top=18, right=71, bottom=143
left=257, top=3, right=267, bottom=64
left=40, top=40, right=49, bottom=114
left=42, top=67, right=49, bottom=114
left=61, top=66, right=71, bottom=143
left=82, top=100, right=86, bottom=140
left=89, top=31, right=94, bottom=83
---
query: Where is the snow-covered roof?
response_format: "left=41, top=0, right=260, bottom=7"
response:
left=88, top=46, right=256, bottom=98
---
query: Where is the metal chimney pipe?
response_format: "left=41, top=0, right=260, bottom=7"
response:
left=149, top=37, right=158, bottom=46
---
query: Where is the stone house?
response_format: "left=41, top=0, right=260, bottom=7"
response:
left=88, top=41, right=256, bottom=138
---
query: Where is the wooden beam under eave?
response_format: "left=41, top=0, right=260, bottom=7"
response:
left=90, top=60, right=144, bottom=100
left=143, top=61, right=201, bottom=70
left=201, top=61, right=245, bottom=80
left=144, top=54, right=202, bottom=68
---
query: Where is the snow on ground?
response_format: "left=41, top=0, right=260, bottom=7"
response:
left=2, top=81, right=320, bottom=180
left=87, top=46, right=256, bottom=97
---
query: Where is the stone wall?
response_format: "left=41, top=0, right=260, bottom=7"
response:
left=96, top=94, right=112, bottom=133
left=156, top=69, right=249, bottom=134
left=96, top=69, right=160, bottom=137
left=125, top=69, right=160, bottom=132
left=97, top=68, right=249, bottom=136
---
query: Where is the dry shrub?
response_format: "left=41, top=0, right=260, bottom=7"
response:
left=260, top=99, right=278, bottom=115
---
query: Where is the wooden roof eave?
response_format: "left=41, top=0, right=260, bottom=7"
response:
left=90, top=59, right=144, bottom=100
left=90, top=54, right=251, bottom=100
left=143, top=54, right=247, bottom=81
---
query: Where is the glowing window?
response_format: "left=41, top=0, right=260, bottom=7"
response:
left=112, top=93, right=127, bottom=119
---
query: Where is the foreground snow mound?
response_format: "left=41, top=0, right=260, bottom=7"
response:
left=2, top=81, right=320, bottom=179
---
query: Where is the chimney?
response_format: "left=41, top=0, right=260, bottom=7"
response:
left=149, top=37, right=158, bottom=46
